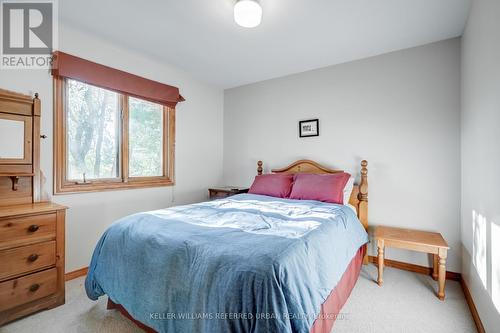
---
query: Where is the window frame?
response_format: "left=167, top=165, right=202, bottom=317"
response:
left=53, top=77, right=175, bottom=194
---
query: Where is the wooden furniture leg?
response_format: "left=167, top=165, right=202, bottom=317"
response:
left=432, top=254, right=439, bottom=281
left=377, top=239, right=384, bottom=286
left=374, top=226, right=449, bottom=300
left=437, top=248, right=447, bottom=300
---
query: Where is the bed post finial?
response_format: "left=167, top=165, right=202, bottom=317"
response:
left=358, top=160, right=368, bottom=264
left=359, top=160, right=368, bottom=202
left=257, top=161, right=263, bottom=175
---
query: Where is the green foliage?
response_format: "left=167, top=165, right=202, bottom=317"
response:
left=66, top=79, right=119, bottom=180
left=65, top=80, right=164, bottom=181
left=129, top=97, right=163, bottom=177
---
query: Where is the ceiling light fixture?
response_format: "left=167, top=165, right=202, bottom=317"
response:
left=234, top=0, right=262, bottom=28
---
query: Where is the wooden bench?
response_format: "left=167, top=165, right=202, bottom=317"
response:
left=374, top=226, right=449, bottom=300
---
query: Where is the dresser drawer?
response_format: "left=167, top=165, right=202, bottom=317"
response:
left=0, top=268, right=57, bottom=312
left=0, top=213, right=56, bottom=249
left=0, top=241, right=56, bottom=281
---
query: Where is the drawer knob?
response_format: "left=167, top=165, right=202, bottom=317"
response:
left=28, top=224, right=39, bottom=232
left=28, top=254, right=39, bottom=262
left=29, top=283, right=40, bottom=292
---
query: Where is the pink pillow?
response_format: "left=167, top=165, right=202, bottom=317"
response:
left=248, top=174, right=294, bottom=198
left=289, top=173, right=351, bottom=204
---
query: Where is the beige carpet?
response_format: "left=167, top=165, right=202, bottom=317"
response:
left=1, top=265, right=477, bottom=333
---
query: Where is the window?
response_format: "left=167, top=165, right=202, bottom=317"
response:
left=54, top=78, right=175, bottom=193
left=128, top=97, right=164, bottom=177
left=66, top=79, right=121, bottom=181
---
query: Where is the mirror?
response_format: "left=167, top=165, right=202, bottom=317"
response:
left=0, top=118, right=25, bottom=159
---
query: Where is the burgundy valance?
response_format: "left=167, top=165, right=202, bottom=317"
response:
left=51, top=51, right=185, bottom=108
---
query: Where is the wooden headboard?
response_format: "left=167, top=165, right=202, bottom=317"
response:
left=256, top=159, right=368, bottom=231
left=257, top=159, right=369, bottom=264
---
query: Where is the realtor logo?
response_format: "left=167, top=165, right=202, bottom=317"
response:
left=1, top=0, right=57, bottom=69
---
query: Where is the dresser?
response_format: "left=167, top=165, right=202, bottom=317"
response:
left=0, top=203, right=66, bottom=324
left=0, top=89, right=67, bottom=325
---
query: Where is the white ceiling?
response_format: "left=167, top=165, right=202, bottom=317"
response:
left=60, top=0, right=471, bottom=89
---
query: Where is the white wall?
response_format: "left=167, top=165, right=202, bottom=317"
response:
left=461, top=0, right=500, bottom=330
left=224, top=39, right=462, bottom=272
left=0, top=24, right=224, bottom=272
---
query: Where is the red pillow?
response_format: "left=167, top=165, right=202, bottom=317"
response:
left=248, top=174, right=294, bottom=198
left=289, top=173, right=351, bottom=204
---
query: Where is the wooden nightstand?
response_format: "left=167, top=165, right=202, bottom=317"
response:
left=208, top=186, right=249, bottom=200
left=374, top=226, right=449, bottom=300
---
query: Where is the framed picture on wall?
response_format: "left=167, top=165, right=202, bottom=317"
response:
left=299, top=119, right=319, bottom=137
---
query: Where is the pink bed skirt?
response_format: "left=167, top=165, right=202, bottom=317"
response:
left=310, top=245, right=366, bottom=333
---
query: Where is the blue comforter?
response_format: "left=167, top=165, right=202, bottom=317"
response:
left=85, top=194, right=368, bottom=333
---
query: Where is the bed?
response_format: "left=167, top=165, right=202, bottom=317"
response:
left=85, top=160, right=369, bottom=333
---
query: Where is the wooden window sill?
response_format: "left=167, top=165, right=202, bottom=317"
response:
left=54, top=179, right=174, bottom=195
